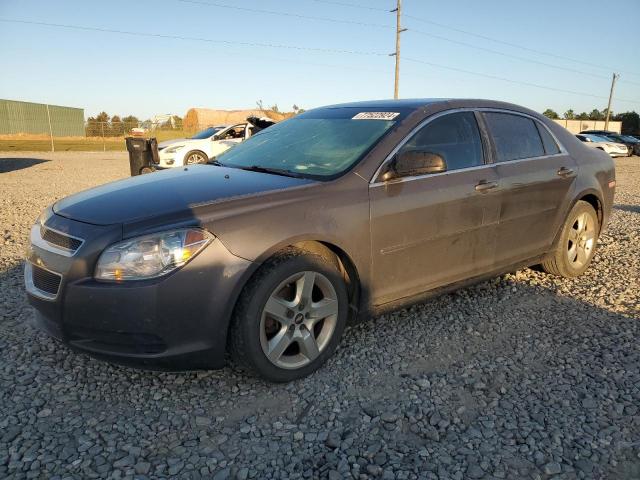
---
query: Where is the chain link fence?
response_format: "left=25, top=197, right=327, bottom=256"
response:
left=0, top=120, right=196, bottom=152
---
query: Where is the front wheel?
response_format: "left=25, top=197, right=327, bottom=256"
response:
left=185, top=151, right=208, bottom=165
left=541, top=200, right=599, bottom=278
left=229, top=248, right=348, bottom=382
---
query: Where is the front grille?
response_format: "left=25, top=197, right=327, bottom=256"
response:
left=41, top=225, right=83, bottom=252
left=31, top=264, right=62, bottom=296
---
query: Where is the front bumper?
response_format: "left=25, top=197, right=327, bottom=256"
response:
left=157, top=150, right=183, bottom=169
left=25, top=212, right=254, bottom=369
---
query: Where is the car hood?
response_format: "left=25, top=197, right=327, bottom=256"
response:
left=158, top=138, right=190, bottom=148
left=53, top=166, right=314, bottom=226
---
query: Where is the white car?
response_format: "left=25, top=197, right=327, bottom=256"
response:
left=157, top=123, right=253, bottom=168
left=575, top=133, right=629, bottom=157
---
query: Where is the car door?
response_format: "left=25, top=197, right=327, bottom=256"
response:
left=481, top=111, right=578, bottom=266
left=210, top=125, right=242, bottom=158
left=369, top=111, right=501, bottom=305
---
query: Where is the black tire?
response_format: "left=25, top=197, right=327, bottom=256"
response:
left=229, top=247, right=348, bottom=382
left=184, top=150, right=208, bottom=165
left=541, top=200, right=599, bottom=278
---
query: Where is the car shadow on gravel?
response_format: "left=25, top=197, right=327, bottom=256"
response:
left=613, top=204, right=640, bottom=214
left=0, top=157, right=49, bottom=173
left=2, top=258, right=640, bottom=479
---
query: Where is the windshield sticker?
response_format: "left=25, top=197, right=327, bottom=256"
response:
left=352, top=112, right=400, bottom=121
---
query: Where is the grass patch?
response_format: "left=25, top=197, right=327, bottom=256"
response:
left=0, top=131, right=196, bottom=152
left=0, top=139, right=125, bottom=152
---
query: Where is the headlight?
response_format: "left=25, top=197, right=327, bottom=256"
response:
left=95, top=228, right=213, bottom=281
left=164, top=144, right=185, bottom=154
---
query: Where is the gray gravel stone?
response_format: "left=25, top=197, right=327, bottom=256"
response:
left=544, top=462, right=562, bottom=475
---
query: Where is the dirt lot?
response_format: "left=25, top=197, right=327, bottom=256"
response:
left=1, top=152, right=639, bottom=480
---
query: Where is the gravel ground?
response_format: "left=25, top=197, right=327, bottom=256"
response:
left=1, top=152, right=639, bottom=480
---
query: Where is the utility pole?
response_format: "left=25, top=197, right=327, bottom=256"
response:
left=604, top=73, right=619, bottom=131
left=390, top=0, right=407, bottom=99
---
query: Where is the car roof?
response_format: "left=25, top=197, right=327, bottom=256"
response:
left=320, top=98, right=450, bottom=109
left=311, top=98, right=542, bottom=118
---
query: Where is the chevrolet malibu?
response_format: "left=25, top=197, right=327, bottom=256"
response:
left=25, top=99, right=615, bottom=382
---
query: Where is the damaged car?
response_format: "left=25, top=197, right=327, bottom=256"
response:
left=25, top=99, right=615, bottom=382
left=157, top=117, right=275, bottom=168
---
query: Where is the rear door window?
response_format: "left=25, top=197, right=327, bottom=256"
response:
left=536, top=123, right=561, bottom=155
left=483, top=112, right=545, bottom=161
left=398, top=111, right=484, bottom=171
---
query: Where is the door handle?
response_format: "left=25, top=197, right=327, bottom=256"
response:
left=475, top=181, right=498, bottom=192
left=557, top=167, right=575, bottom=177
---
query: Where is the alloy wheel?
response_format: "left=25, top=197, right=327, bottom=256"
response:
left=567, top=211, right=596, bottom=268
left=186, top=153, right=206, bottom=164
left=259, top=271, right=339, bottom=370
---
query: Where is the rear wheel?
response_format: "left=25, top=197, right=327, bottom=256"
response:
left=541, top=200, right=599, bottom=278
left=185, top=151, right=208, bottom=165
left=229, top=248, right=348, bottom=382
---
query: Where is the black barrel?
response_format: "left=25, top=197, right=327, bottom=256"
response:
left=125, top=137, right=158, bottom=176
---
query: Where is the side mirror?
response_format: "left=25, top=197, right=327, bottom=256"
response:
left=381, top=150, right=446, bottom=181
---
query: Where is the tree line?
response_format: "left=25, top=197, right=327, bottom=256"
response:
left=85, top=102, right=306, bottom=137
left=543, top=108, right=640, bottom=134
left=85, top=112, right=183, bottom=137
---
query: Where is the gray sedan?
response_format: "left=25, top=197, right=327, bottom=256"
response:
left=25, top=99, right=615, bottom=382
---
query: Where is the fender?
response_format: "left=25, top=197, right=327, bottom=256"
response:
left=550, top=187, right=605, bottom=251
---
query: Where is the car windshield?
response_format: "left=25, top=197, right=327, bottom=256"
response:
left=190, top=127, right=224, bottom=139
left=215, top=110, right=399, bottom=178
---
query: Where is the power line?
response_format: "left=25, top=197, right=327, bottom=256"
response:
left=183, top=0, right=640, bottom=85
left=299, top=0, right=640, bottom=78
left=3, top=17, right=639, bottom=106
left=408, top=28, right=616, bottom=82
left=403, top=57, right=640, bottom=106
left=178, top=0, right=392, bottom=29
left=404, top=14, right=640, bottom=78
left=308, top=0, right=389, bottom=11
left=0, top=18, right=387, bottom=56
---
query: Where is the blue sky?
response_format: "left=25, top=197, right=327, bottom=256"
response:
left=1, top=0, right=639, bottom=119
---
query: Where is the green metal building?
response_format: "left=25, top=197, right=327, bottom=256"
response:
left=0, top=99, right=85, bottom=136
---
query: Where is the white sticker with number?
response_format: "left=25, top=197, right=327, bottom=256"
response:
left=352, top=112, right=400, bottom=120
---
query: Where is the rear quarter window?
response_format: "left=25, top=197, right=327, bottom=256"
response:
left=536, top=122, right=561, bottom=155
left=483, top=112, right=545, bottom=162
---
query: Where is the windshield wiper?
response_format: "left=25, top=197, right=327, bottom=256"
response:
left=235, top=165, right=303, bottom=178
